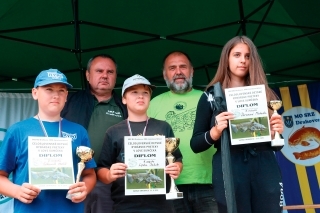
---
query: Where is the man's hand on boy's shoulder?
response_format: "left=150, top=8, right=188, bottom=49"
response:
left=15, top=183, right=41, bottom=204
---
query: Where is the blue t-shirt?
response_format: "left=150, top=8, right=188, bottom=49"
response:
left=0, top=117, right=96, bottom=213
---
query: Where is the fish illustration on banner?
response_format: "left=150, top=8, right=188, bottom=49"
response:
left=274, top=83, right=320, bottom=213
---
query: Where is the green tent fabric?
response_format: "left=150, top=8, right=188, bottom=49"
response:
left=0, top=0, right=320, bottom=96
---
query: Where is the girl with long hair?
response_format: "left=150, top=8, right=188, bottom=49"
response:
left=191, top=36, right=284, bottom=213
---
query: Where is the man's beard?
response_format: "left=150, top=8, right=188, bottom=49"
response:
left=165, top=74, right=193, bottom=94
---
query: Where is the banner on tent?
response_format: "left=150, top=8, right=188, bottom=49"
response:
left=274, top=83, right=320, bottom=213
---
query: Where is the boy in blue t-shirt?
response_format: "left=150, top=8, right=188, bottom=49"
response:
left=0, top=69, right=97, bottom=213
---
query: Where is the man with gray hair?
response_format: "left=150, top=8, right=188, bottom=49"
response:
left=61, top=54, right=128, bottom=213
left=148, top=51, right=218, bottom=213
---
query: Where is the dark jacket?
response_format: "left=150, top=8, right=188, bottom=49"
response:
left=61, top=85, right=128, bottom=129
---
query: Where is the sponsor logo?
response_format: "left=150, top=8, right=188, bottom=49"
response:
left=279, top=182, right=284, bottom=207
left=106, top=110, right=122, bottom=118
left=283, top=116, right=293, bottom=128
left=47, top=72, right=63, bottom=80
left=62, top=132, right=77, bottom=141
left=174, top=102, right=187, bottom=111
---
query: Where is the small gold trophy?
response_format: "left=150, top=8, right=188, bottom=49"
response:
left=66, top=146, right=94, bottom=199
left=268, top=100, right=285, bottom=146
left=75, top=146, right=94, bottom=182
left=165, top=138, right=183, bottom=200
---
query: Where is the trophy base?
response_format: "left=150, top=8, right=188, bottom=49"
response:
left=166, top=192, right=183, bottom=200
left=66, top=192, right=80, bottom=200
left=271, top=138, right=284, bottom=146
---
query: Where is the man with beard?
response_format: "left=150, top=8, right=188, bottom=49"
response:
left=148, top=51, right=218, bottom=213
left=61, top=54, right=128, bottom=213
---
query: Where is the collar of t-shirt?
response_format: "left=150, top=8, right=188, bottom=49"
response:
left=94, top=95, right=117, bottom=106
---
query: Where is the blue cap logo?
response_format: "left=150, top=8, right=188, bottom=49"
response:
left=34, top=69, right=73, bottom=88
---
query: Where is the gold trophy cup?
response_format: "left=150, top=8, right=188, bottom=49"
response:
left=66, top=146, right=94, bottom=199
left=165, top=138, right=183, bottom=200
left=268, top=100, right=285, bottom=146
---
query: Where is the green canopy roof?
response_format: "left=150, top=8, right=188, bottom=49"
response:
left=1, top=0, right=319, bottom=95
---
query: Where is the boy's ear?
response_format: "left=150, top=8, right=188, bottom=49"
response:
left=65, top=91, right=68, bottom=102
left=31, top=88, right=38, bottom=100
left=122, top=96, right=127, bottom=105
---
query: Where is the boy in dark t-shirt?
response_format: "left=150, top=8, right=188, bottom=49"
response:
left=97, top=74, right=183, bottom=213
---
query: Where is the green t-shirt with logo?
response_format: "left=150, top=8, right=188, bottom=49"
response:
left=148, top=89, right=216, bottom=185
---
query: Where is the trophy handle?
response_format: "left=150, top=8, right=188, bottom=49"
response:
left=67, top=146, right=93, bottom=200
left=76, top=162, right=85, bottom=182
left=166, top=153, right=175, bottom=164
left=169, top=176, right=178, bottom=193
left=274, top=131, right=281, bottom=139
left=165, top=151, right=183, bottom=199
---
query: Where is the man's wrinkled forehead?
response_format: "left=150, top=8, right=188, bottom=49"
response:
left=163, top=52, right=193, bottom=68
left=165, top=53, right=191, bottom=67
left=87, top=56, right=117, bottom=72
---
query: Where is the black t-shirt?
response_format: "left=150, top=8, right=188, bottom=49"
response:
left=98, top=118, right=182, bottom=213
